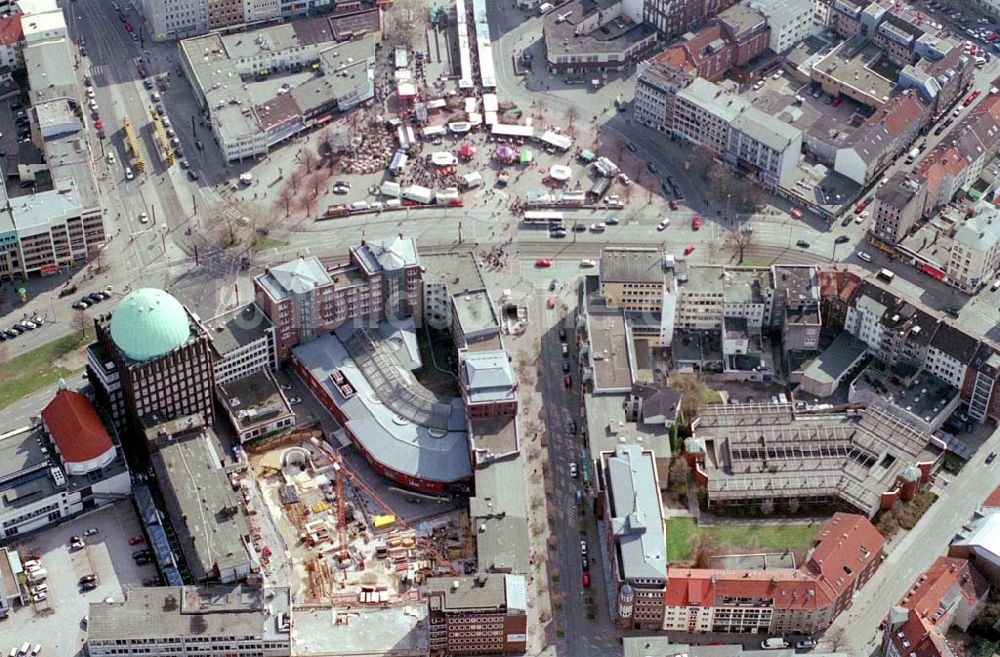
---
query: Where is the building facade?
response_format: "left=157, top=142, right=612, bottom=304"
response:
left=945, top=201, right=1000, bottom=293
left=426, top=575, right=528, bottom=656
left=643, top=0, right=739, bottom=40
left=88, top=288, right=216, bottom=435
left=869, top=172, right=927, bottom=245
left=255, top=238, right=423, bottom=362
left=86, top=585, right=292, bottom=657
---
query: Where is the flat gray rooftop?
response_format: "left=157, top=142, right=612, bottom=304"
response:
left=802, top=333, right=869, bottom=389
left=204, top=303, right=272, bottom=356
left=453, top=289, right=499, bottom=336
left=87, top=585, right=289, bottom=642
left=152, top=429, right=251, bottom=581
left=586, top=307, right=633, bottom=392
left=470, top=455, right=529, bottom=574
left=217, top=370, right=291, bottom=431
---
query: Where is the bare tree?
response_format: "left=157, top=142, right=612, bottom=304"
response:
left=385, top=0, right=427, bottom=51
left=826, top=627, right=847, bottom=651
left=278, top=185, right=295, bottom=218
left=209, top=201, right=276, bottom=251
left=688, top=145, right=717, bottom=179
left=668, top=457, right=690, bottom=495
left=693, top=533, right=719, bottom=568
left=302, top=148, right=318, bottom=173
left=565, top=106, right=578, bottom=134
left=72, top=310, right=90, bottom=342
left=760, top=497, right=775, bottom=516
left=723, top=226, right=755, bottom=264
left=786, top=496, right=801, bottom=515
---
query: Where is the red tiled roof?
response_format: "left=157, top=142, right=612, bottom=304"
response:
left=888, top=557, right=989, bottom=657
left=983, top=484, right=1000, bottom=508
left=0, top=12, right=22, bottom=47
left=655, top=43, right=697, bottom=74
left=41, top=389, right=114, bottom=464
left=819, top=270, right=862, bottom=302
left=805, top=512, right=886, bottom=600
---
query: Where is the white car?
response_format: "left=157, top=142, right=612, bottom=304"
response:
left=657, top=218, right=670, bottom=231
left=107, top=152, right=115, bottom=164
left=32, top=592, right=46, bottom=603
left=857, top=251, right=872, bottom=262
left=854, top=211, right=868, bottom=224
left=138, top=211, right=149, bottom=224
left=86, top=88, right=95, bottom=99
left=589, top=222, right=606, bottom=232
left=569, top=462, right=578, bottom=478
left=125, top=166, right=134, bottom=180
left=89, top=99, right=98, bottom=111
left=580, top=259, right=597, bottom=268
left=289, top=397, right=303, bottom=405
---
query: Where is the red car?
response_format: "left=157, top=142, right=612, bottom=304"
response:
left=684, top=245, right=696, bottom=255
left=582, top=572, right=590, bottom=588
left=128, top=534, right=144, bottom=545
left=137, top=66, right=147, bottom=77
left=564, top=375, right=572, bottom=388
left=668, top=199, right=678, bottom=210
left=535, top=259, right=552, bottom=268
left=547, top=296, right=556, bottom=309
left=448, top=198, right=463, bottom=206
left=124, top=21, right=133, bottom=32
left=692, top=216, right=701, bottom=231
left=94, top=119, right=103, bottom=130
left=854, top=201, right=868, bottom=215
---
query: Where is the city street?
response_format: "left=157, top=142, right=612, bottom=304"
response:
left=823, top=424, right=1000, bottom=655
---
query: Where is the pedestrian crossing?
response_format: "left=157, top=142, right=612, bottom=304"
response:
left=85, top=64, right=109, bottom=86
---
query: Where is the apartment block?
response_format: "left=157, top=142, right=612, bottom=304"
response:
left=201, top=303, right=277, bottom=385
left=964, top=343, right=1000, bottom=423
left=543, top=0, right=658, bottom=73
left=633, top=60, right=693, bottom=133
left=672, top=77, right=803, bottom=188
left=771, top=265, right=821, bottom=352
left=426, top=575, right=527, bottom=656
left=925, top=323, right=981, bottom=389
left=749, top=0, right=825, bottom=53
left=255, top=238, right=423, bottom=361
left=869, top=172, right=927, bottom=245
left=945, top=201, right=1000, bottom=293
left=665, top=514, right=883, bottom=635
left=834, top=90, right=930, bottom=184
left=600, top=445, right=667, bottom=630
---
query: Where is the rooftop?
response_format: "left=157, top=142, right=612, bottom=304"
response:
left=151, top=421, right=252, bottom=581
left=814, top=39, right=895, bottom=106
left=802, top=333, right=869, bottom=390
left=426, top=574, right=527, bottom=612
left=603, top=445, right=667, bottom=581
left=586, top=305, right=634, bottom=392
left=110, top=288, right=193, bottom=363
left=470, top=455, right=530, bottom=573
left=543, top=0, right=657, bottom=57
left=23, top=37, right=76, bottom=103
left=217, top=370, right=292, bottom=431
left=9, top=177, right=83, bottom=235
left=600, top=246, right=664, bottom=284
left=293, top=325, right=472, bottom=485
left=452, top=289, right=500, bottom=337
left=41, top=388, right=113, bottom=464
left=256, top=257, right=332, bottom=301
left=203, top=303, right=272, bottom=356
left=693, top=400, right=940, bottom=517
left=724, top=268, right=770, bottom=304
left=461, top=350, right=516, bottom=404
left=87, top=585, right=290, bottom=642
left=352, top=236, right=420, bottom=274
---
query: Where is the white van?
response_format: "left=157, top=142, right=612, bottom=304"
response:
left=761, top=638, right=788, bottom=650
left=348, top=200, right=368, bottom=211
left=385, top=199, right=402, bottom=209
left=22, top=560, right=39, bottom=570
left=538, top=2, right=554, bottom=13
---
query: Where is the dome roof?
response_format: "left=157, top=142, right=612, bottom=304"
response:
left=900, top=465, right=921, bottom=483
left=110, top=288, right=191, bottom=362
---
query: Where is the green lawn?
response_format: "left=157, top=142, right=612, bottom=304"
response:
left=666, top=517, right=818, bottom=563
left=252, top=236, right=290, bottom=251
left=0, top=330, right=90, bottom=410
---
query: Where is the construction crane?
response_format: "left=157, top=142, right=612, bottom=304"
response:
left=330, top=450, right=349, bottom=562
left=311, top=438, right=461, bottom=576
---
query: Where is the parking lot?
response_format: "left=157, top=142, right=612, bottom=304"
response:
left=2, top=500, right=153, bottom=657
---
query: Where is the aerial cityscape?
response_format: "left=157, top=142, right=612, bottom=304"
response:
left=0, top=0, right=998, bottom=655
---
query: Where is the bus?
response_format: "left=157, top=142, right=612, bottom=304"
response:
left=522, top=211, right=564, bottom=226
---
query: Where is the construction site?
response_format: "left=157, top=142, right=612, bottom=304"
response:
left=246, top=433, right=474, bottom=608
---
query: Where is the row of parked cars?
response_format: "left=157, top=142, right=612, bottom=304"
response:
left=0, top=316, right=43, bottom=340
left=71, top=288, right=112, bottom=310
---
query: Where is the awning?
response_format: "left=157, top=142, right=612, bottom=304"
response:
left=519, top=148, right=533, bottom=164
left=431, top=152, right=457, bottom=166
left=313, top=113, right=333, bottom=125
left=579, top=149, right=595, bottom=162
left=496, top=145, right=516, bottom=161
left=458, top=142, right=477, bottom=158
left=549, top=165, right=572, bottom=181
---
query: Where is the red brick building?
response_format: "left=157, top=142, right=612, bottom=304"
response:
left=427, top=575, right=527, bottom=656
left=255, top=237, right=423, bottom=361
left=651, top=4, right=769, bottom=82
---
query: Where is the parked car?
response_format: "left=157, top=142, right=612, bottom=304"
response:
left=128, top=534, right=144, bottom=545
left=80, top=581, right=98, bottom=591
left=987, top=451, right=997, bottom=464
left=132, top=549, right=151, bottom=560
left=79, top=575, right=97, bottom=584
left=692, top=216, right=701, bottom=230
left=569, top=462, right=578, bottom=478
left=646, top=161, right=658, bottom=174
left=796, top=240, right=810, bottom=248
left=835, top=235, right=850, bottom=244
left=289, top=397, right=303, bottom=405
left=563, top=374, right=572, bottom=388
